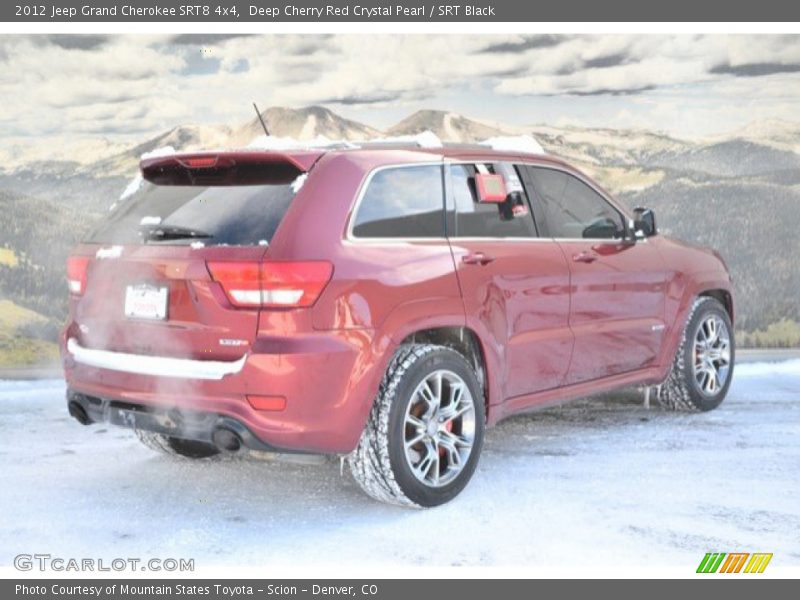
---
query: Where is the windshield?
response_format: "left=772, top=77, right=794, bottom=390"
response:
left=88, top=181, right=296, bottom=246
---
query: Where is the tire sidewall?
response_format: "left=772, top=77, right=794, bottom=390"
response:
left=681, top=299, right=735, bottom=411
left=386, top=349, right=485, bottom=507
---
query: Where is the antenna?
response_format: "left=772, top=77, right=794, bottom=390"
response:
left=252, top=102, right=270, bottom=136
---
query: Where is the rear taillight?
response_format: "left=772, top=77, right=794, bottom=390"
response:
left=207, top=260, right=333, bottom=309
left=66, top=256, right=90, bottom=295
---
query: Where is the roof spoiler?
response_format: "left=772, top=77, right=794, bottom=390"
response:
left=140, top=150, right=323, bottom=186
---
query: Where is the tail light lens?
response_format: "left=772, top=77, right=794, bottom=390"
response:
left=66, top=256, right=91, bottom=295
left=207, top=260, right=333, bottom=309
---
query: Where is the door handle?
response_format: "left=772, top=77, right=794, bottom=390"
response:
left=572, top=251, right=598, bottom=263
left=462, top=252, right=495, bottom=266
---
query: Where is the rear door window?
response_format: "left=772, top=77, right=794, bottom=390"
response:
left=448, top=164, right=537, bottom=238
left=351, top=165, right=444, bottom=238
left=87, top=182, right=296, bottom=246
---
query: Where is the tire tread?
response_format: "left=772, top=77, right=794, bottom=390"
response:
left=347, top=344, right=448, bottom=508
left=658, top=296, right=731, bottom=411
left=135, top=429, right=219, bottom=459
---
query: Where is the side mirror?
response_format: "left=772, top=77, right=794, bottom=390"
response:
left=475, top=173, right=507, bottom=203
left=633, top=207, right=657, bottom=238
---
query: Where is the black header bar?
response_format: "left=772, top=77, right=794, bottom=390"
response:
left=3, top=579, right=795, bottom=600
left=4, top=0, right=800, bottom=22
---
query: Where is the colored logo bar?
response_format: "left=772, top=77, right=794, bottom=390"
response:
left=697, top=553, right=773, bottom=573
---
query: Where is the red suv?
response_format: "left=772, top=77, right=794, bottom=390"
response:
left=62, top=144, right=735, bottom=506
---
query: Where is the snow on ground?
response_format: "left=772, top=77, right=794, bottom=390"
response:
left=0, top=361, right=798, bottom=570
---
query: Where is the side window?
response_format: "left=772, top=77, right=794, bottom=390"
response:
left=527, top=167, right=624, bottom=239
left=449, top=164, right=537, bottom=238
left=352, top=165, right=444, bottom=238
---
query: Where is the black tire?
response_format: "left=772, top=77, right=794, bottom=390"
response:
left=658, top=296, right=735, bottom=411
left=135, top=429, right=220, bottom=459
left=348, top=344, right=486, bottom=507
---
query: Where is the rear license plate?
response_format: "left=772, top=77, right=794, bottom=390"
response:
left=124, top=284, right=168, bottom=321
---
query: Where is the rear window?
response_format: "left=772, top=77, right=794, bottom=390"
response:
left=87, top=182, right=296, bottom=246
left=351, top=165, right=444, bottom=238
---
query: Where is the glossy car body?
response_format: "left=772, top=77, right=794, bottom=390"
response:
left=61, top=145, right=734, bottom=454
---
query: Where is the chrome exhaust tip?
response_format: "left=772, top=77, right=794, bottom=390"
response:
left=212, top=427, right=243, bottom=453
left=68, top=401, right=91, bottom=425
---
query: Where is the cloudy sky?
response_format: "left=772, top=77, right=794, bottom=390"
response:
left=1, top=33, right=799, bottom=142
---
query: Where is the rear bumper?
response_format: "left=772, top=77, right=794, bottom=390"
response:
left=61, top=328, right=379, bottom=454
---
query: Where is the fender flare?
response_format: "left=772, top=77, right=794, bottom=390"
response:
left=659, top=271, right=735, bottom=377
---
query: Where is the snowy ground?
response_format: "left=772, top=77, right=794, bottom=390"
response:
left=1, top=359, right=798, bottom=572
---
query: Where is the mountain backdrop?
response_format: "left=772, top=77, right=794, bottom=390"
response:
left=2, top=105, right=799, bottom=365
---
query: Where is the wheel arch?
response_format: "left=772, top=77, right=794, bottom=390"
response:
left=398, top=326, right=493, bottom=421
left=659, top=275, right=735, bottom=379
left=698, top=288, right=734, bottom=324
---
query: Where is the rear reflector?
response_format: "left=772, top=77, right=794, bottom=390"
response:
left=67, top=256, right=91, bottom=295
left=207, top=260, right=333, bottom=308
left=247, top=395, right=287, bottom=412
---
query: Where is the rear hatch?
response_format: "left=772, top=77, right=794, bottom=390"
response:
left=67, top=152, right=323, bottom=361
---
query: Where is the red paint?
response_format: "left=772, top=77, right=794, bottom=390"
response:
left=61, top=146, right=734, bottom=454
left=247, top=395, right=287, bottom=412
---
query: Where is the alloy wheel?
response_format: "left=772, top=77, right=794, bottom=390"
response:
left=402, top=369, right=477, bottom=487
left=693, top=314, right=731, bottom=396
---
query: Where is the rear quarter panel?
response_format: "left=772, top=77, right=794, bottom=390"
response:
left=267, top=152, right=466, bottom=446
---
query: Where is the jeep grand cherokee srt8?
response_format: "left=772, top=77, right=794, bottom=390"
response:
left=61, top=144, right=735, bottom=506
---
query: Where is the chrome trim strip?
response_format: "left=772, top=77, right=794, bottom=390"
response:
left=344, top=158, right=642, bottom=244
left=341, top=236, right=553, bottom=245
left=67, top=338, right=247, bottom=381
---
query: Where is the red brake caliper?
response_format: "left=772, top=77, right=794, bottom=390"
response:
left=439, top=420, right=453, bottom=457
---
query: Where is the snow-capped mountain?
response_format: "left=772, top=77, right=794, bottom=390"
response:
left=719, top=118, right=800, bottom=154
left=0, top=137, right=132, bottom=172
left=229, top=105, right=381, bottom=147
left=86, top=124, right=235, bottom=178
left=2, top=106, right=800, bottom=335
left=5, top=107, right=798, bottom=185
left=386, top=110, right=511, bottom=143
left=528, top=125, right=691, bottom=166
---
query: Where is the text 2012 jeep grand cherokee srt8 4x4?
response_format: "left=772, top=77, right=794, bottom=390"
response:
left=61, top=143, right=735, bottom=506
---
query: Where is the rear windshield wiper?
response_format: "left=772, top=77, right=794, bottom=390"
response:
left=140, top=225, right=213, bottom=242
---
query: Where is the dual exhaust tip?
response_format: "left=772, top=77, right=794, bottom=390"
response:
left=68, top=401, right=92, bottom=426
left=67, top=399, right=245, bottom=454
